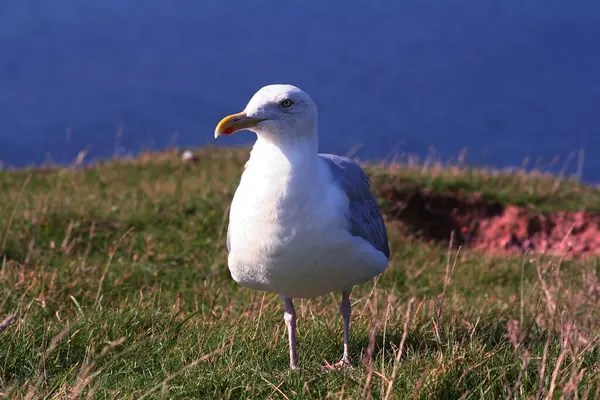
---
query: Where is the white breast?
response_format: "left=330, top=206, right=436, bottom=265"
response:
left=226, top=140, right=388, bottom=298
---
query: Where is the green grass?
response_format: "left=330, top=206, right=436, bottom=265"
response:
left=1, top=148, right=599, bottom=399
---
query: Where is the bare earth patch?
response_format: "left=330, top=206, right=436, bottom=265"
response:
left=379, top=182, right=600, bottom=258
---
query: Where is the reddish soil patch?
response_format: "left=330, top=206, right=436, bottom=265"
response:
left=378, top=183, right=600, bottom=258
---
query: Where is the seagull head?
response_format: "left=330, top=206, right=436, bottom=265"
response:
left=214, top=84, right=318, bottom=141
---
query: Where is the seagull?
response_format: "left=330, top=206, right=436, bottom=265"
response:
left=214, top=84, right=390, bottom=369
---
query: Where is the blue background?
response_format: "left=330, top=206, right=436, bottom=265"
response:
left=1, top=1, right=599, bottom=179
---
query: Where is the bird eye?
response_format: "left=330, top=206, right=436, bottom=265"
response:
left=279, top=99, right=294, bottom=108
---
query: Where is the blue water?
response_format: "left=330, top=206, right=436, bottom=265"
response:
left=1, top=1, right=599, bottom=179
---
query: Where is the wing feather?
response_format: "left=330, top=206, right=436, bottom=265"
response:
left=319, top=154, right=390, bottom=258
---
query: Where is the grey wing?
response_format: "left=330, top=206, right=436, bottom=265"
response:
left=319, top=154, right=390, bottom=258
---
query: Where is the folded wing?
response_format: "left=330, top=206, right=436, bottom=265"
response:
left=319, top=153, right=390, bottom=259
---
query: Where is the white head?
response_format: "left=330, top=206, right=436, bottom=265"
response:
left=214, top=84, right=318, bottom=142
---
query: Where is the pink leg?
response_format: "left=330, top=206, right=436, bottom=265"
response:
left=282, top=296, right=298, bottom=369
left=323, top=290, right=352, bottom=370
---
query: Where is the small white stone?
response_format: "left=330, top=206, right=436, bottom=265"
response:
left=181, top=150, right=195, bottom=162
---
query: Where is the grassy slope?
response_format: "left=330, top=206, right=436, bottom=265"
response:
left=0, top=148, right=599, bottom=399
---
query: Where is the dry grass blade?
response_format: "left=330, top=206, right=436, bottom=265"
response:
left=94, top=227, right=135, bottom=307
left=510, top=351, right=530, bottom=400
left=68, top=337, right=126, bottom=399
left=0, top=174, right=31, bottom=255
left=361, top=290, right=379, bottom=400
left=137, top=340, right=232, bottom=400
left=437, top=232, right=460, bottom=324
left=535, top=329, right=553, bottom=399
left=383, top=297, right=415, bottom=400
left=24, top=326, right=72, bottom=400
left=546, top=334, right=568, bottom=400
left=260, top=376, right=290, bottom=400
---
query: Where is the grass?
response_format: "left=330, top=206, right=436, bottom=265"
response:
left=0, top=147, right=599, bottom=399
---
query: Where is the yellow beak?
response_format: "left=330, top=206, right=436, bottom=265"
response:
left=214, top=112, right=266, bottom=138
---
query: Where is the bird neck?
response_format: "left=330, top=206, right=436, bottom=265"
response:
left=246, top=134, right=319, bottom=185
left=253, top=131, right=319, bottom=166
